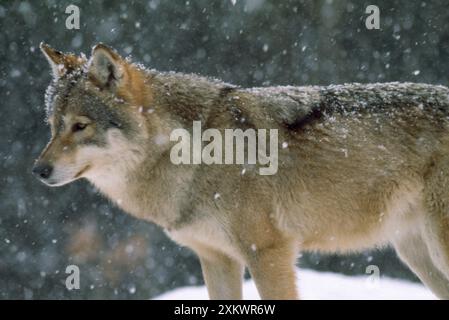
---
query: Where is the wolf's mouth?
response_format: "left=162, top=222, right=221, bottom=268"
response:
left=74, top=165, right=91, bottom=178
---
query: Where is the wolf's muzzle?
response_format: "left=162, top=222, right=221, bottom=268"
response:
left=32, top=163, right=53, bottom=180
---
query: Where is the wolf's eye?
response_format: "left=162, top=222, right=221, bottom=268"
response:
left=72, top=122, right=87, bottom=132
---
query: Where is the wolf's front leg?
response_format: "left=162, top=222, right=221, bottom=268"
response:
left=199, top=251, right=244, bottom=299
left=245, top=239, right=298, bottom=299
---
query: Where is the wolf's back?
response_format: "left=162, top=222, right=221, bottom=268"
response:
left=246, top=82, right=449, bottom=130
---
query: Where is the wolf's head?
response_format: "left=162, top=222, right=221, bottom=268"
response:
left=33, top=43, right=158, bottom=187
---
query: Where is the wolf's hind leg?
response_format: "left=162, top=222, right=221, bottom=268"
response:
left=421, top=159, right=449, bottom=286
left=418, top=210, right=449, bottom=298
left=245, top=239, right=298, bottom=299
left=393, top=230, right=449, bottom=299
left=420, top=214, right=449, bottom=285
left=198, top=251, right=244, bottom=300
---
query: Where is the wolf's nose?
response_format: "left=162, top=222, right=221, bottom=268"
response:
left=32, top=163, right=53, bottom=180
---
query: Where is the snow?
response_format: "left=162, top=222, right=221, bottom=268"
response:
left=156, top=268, right=436, bottom=300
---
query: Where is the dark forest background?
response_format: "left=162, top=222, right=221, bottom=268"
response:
left=0, top=0, right=448, bottom=299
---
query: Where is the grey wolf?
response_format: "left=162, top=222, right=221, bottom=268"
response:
left=33, top=43, right=449, bottom=299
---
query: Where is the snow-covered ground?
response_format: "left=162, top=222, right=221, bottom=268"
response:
left=156, top=269, right=436, bottom=300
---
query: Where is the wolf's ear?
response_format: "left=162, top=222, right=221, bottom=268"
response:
left=40, top=42, right=85, bottom=79
left=87, top=44, right=125, bottom=90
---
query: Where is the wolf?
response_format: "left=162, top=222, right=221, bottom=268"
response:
left=33, top=42, right=449, bottom=299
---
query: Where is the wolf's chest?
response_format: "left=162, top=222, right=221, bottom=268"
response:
left=166, top=216, right=240, bottom=261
